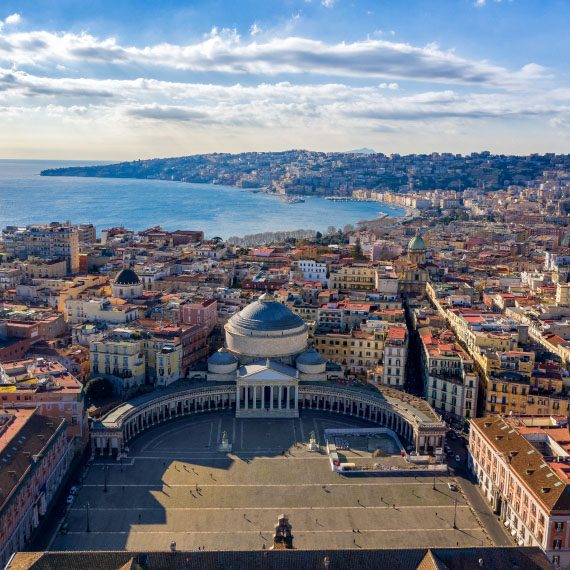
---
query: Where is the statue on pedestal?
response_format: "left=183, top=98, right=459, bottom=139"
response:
left=271, top=514, right=294, bottom=549
left=307, top=430, right=319, bottom=452
left=218, top=430, right=232, bottom=452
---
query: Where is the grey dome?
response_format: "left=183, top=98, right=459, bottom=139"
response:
left=229, top=293, right=305, bottom=332
left=208, top=348, right=238, bottom=365
left=114, top=268, right=140, bottom=285
left=296, top=347, right=326, bottom=366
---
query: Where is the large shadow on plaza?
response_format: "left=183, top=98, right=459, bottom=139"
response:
left=67, top=410, right=407, bottom=551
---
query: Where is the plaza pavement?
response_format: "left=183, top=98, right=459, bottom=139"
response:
left=51, top=411, right=494, bottom=551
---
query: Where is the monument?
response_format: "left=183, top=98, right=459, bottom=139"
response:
left=307, top=430, right=320, bottom=452
left=218, top=430, right=232, bottom=452
left=272, top=514, right=294, bottom=550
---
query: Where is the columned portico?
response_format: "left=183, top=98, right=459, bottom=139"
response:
left=235, top=360, right=300, bottom=418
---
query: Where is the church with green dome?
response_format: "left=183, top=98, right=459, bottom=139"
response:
left=399, top=229, right=429, bottom=296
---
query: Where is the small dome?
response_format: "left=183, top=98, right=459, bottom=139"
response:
left=114, top=268, right=140, bottom=285
left=408, top=231, right=426, bottom=252
left=296, top=347, right=326, bottom=366
left=229, top=293, right=305, bottom=332
left=208, top=348, right=238, bottom=365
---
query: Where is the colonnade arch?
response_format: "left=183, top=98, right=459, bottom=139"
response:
left=91, top=384, right=445, bottom=457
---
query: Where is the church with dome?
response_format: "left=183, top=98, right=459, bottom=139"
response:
left=111, top=267, right=144, bottom=300
left=398, top=229, right=431, bottom=296
left=207, top=292, right=331, bottom=418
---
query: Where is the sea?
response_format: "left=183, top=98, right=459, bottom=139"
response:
left=0, top=160, right=404, bottom=239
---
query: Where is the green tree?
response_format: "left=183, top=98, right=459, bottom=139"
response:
left=352, top=237, right=364, bottom=259
left=85, top=377, right=114, bottom=400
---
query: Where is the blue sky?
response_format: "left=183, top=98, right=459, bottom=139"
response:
left=0, top=0, right=568, bottom=158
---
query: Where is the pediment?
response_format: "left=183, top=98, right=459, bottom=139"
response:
left=238, top=368, right=297, bottom=382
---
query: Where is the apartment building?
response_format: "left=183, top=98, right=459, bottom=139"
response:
left=0, top=409, right=73, bottom=569
left=380, top=325, right=408, bottom=387
left=329, top=264, right=376, bottom=291
left=470, top=415, right=570, bottom=567
left=180, top=298, right=218, bottom=335
left=2, top=224, right=80, bottom=274
left=419, top=328, right=478, bottom=421
left=0, top=358, right=87, bottom=447
left=65, top=298, right=139, bottom=325
left=90, top=329, right=146, bottom=393
left=290, top=259, right=328, bottom=285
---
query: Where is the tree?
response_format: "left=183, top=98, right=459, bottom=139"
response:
left=352, top=237, right=364, bottom=260
left=326, top=226, right=337, bottom=235
left=343, top=224, right=354, bottom=234
left=85, top=377, right=114, bottom=400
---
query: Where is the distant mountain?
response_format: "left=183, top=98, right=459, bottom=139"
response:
left=345, top=148, right=376, bottom=154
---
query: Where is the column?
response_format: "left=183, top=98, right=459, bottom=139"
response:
left=278, top=386, right=283, bottom=410
left=261, top=385, right=265, bottom=409
left=294, top=386, right=299, bottom=409
left=270, top=386, right=274, bottom=410
left=253, top=385, right=257, bottom=410
left=236, top=387, right=241, bottom=412
left=286, top=386, right=290, bottom=409
left=244, top=386, right=248, bottom=410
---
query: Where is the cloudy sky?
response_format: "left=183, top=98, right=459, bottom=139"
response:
left=0, top=0, right=569, bottom=159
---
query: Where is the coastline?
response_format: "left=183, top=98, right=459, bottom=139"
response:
left=1, top=162, right=406, bottom=240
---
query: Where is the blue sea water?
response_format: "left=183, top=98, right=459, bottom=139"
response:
left=0, top=160, right=404, bottom=239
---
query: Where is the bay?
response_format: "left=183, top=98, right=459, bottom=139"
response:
left=0, top=160, right=404, bottom=239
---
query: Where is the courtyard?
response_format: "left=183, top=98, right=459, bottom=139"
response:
left=51, top=411, right=494, bottom=551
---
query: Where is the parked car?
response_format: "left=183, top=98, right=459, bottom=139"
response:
left=447, top=482, right=458, bottom=492
left=455, top=454, right=461, bottom=463
left=60, top=522, right=69, bottom=535
left=69, top=486, right=78, bottom=495
left=66, top=495, right=74, bottom=505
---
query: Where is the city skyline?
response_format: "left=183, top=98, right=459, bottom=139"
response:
left=0, top=0, right=569, bottom=159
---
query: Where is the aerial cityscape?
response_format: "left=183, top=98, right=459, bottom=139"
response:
left=1, top=1, right=570, bottom=569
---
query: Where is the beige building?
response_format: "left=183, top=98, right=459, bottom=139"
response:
left=90, top=329, right=146, bottom=394
left=66, top=298, right=139, bottom=325
left=329, top=264, right=376, bottom=291
left=2, top=223, right=80, bottom=274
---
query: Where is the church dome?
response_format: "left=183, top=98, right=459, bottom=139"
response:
left=296, top=347, right=326, bottom=366
left=208, top=347, right=238, bottom=366
left=228, top=293, right=305, bottom=332
left=408, top=232, right=426, bottom=252
left=114, top=267, right=140, bottom=285
left=225, top=292, right=308, bottom=362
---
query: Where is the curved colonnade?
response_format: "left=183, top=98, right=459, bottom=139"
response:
left=91, top=384, right=446, bottom=458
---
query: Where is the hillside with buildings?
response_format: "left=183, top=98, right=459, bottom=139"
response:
left=40, top=151, right=570, bottom=197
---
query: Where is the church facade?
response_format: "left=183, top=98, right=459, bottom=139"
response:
left=207, top=292, right=330, bottom=418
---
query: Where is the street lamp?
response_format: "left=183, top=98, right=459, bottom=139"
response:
left=453, top=498, right=458, bottom=530
left=86, top=501, right=91, bottom=533
left=103, top=465, right=108, bottom=493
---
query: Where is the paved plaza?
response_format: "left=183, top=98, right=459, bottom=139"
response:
left=51, top=411, right=494, bottom=551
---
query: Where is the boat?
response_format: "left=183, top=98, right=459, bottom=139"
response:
left=282, top=196, right=305, bottom=204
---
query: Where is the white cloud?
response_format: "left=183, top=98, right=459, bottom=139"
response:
left=379, top=82, right=399, bottom=90
left=322, top=0, right=335, bottom=8
left=474, top=0, right=486, bottom=6
left=5, top=13, right=21, bottom=25
left=250, top=23, right=261, bottom=36
left=0, top=28, right=549, bottom=88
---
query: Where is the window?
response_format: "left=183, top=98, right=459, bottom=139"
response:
left=553, top=538, right=562, bottom=550
left=555, top=522, right=564, bottom=532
